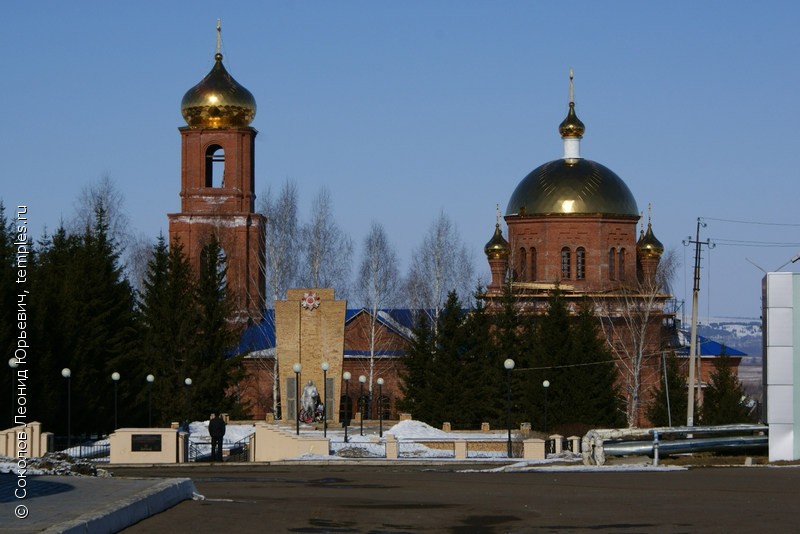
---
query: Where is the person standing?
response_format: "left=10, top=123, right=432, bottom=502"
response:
left=209, top=412, right=226, bottom=462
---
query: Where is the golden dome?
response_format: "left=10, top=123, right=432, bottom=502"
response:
left=506, top=158, right=638, bottom=217
left=558, top=102, right=585, bottom=139
left=637, top=222, right=664, bottom=259
left=484, top=223, right=510, bottom=260
left=181, top=52, right=256, bottom=128
left=508, top=70, right=636, bottom=218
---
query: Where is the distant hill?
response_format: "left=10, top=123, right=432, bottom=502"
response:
left=692, top=317, right=762, bottom=362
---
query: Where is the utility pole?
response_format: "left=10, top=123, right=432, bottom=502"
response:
left=684, top=218, right=713, bottom=427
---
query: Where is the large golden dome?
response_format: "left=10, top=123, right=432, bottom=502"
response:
left=506, top=158, right=638, bottom=217
left=507, top=70, right=637, bottom=218
left=181, top=53, right=256, bottom=128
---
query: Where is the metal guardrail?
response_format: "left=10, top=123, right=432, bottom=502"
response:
left=53, top=437, right=111, bottom=462
left=188, top=434, right=252, bottom=462
left=583, top=424, right=768, bottom=465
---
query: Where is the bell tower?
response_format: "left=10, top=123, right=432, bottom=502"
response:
left=168, top=22, right=265, bottom=321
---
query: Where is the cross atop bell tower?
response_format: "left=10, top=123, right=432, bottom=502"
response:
left=168, top=25, right=265, bottom=321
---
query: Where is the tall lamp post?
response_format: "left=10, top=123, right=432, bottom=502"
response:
left=504, top=359, right=515, bottom=458
left=358, top=375, right=366, bottom=436
left=62, top=368, right=72, bottom=448
left=146, top=374, right=154, bottom=427
left=542, top=380, right=550, bottom=434
left=376, top=377, right=384, bottom=438
left=9, top=358, right=18, bottom=423
left=343, top=372, right=352, bottom=442
left=321, top=362, right=330, bottom=437
left=293, top=363, right=302, bottom=435
left=111, top=372, right=120, bottom=430
left=184, top=377, right=192, bottom=430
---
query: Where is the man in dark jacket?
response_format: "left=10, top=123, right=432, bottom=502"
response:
left=209, top=412, right=226, bottom=462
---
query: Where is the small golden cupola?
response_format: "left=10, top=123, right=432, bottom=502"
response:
left=637, top=206, right=664, bottom=260
left=485, top=205, right=510, bottom=260
left=484, top=222, right=510, bottom=260
left=558, top=68, right=585, bottom=161
left=181, top=20, right=256, bottom=129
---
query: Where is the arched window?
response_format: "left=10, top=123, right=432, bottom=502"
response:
left=205, top=144, right=225, bottom=187
left=518, top=248, right=527, bottom=281
left=576, top=247, right=586, bottom=280
left=561, top=247, right=571, bottom=279
left=530, top=247, right=537, bottom=281
left=339, top=395, right=352, bottom=424
left=378, top=395, right=391, bottom=420
left=359, top=393, right=371, bottom=420
left=609, top=247, right=616, bottom=281
left=618, top=248, right=626, bottom=281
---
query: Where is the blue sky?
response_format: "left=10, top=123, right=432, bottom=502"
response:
left=3, top=1, right=799, bottom=319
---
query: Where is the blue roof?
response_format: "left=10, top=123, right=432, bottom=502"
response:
left=232, top=310, right=276, bottom=355
left=344, top=308, right=418, bottom=333
left=233, top=308, right=418, bottom=355
left=675, top=331, right=747, bottom=357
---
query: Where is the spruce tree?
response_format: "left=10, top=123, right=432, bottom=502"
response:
left=27, top=227, right=78, bottom=434
left=700, top=350, right=753, bottom=425
left=490, top=284, right=535, bottom=428
left=429, top=291, right=466, bottom=427
left=192, top=236, right=244, bottom=420
left=28, top=209, right=137, bottom=437
left=568, top=303, right=625, bottom=428
left=527, top=290, right=572, bottom=432
left=1, top=204, right=19, bottom=424
left=137, top=237, right=200, bottom=426
left=397, top=313, right=435, bottom=419
left=459, top=291, right=498, bottom=428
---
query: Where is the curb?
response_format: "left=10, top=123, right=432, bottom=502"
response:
left=42, top=478, right=196, bottom=534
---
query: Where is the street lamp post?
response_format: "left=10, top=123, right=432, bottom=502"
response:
left=343, top=372, right=351, bottom=442
left=62, top=368, right=72, bottom=448
left=542, top=380, right=550, bottom=434
left=184, top=377, right=192, bottom=430
left=146, top=374, right=154, bottom=427
left=376, top=377, right=384, bottom=438
left=293, top=363, right=302, bottom=435
left=358, top=375, right=366, bottom=436
left=321, top=362, right=329, bottom=437
left=111, top=372, right=120, bottom=430
left=504, top=359, right=515, bottom=458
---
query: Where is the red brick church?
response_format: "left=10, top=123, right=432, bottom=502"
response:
left=168, top=35, right=266, bottom=322
left=168, top=31, right=737, bottom=426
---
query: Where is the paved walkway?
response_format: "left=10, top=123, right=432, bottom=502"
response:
left=0, top=473, right=195, bottom=533
left=3, top=459, right=800, bottom=533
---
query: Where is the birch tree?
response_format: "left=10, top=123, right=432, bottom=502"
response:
left=404, top=211, right=475, bottom=323
left=258, top=180, right=300, bottom=306
left=356, top=222, right=401, bottom=403
left=299, top=188, right=353, bottom=298
left=598, top=248, right=678, bottom=427
left=70, top=174, right=132, bottom=250
left=70, top=175, right=155, bottom=293
left=256, top=180, right=300, bottom=417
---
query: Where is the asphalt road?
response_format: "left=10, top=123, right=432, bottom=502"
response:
left=111, top=463, right=800, bottom=533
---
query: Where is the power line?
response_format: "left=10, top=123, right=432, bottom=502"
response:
left=703, top=217, right=800, bottom=227
left=514, top=359, right=617, bottom=371
left=711, top=238, right=800, bottom=248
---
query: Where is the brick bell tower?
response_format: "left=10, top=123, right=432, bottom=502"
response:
left=168, top=23, right=266, bottom=321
